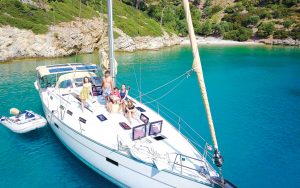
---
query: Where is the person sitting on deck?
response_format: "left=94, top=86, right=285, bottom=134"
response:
left=102, top=70, right=114, bottom=105
left=108, top=87, right=121, bottom=113
left=119, top=84, right=128, bottom=112
left=79, top=77, right=92, bottom=112
left=125, top=99, right=136, bottom=124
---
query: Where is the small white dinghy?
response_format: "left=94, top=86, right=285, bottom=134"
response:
left=0, top=108, right=47, bottom=133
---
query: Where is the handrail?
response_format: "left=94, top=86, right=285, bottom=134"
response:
left=53, top=92, right=71, bottom=105
left=128, top=88, right=214, bottom=156
left=171, top=153, right=210, bottom=178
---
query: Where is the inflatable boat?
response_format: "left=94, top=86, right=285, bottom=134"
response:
left=0, top=108, right=47, bottom=133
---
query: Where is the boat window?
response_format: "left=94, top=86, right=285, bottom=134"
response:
left=153, top=135, right=166, bottom=141
left=132, top=124, right=146, bottom=141
left=149, top=120, right=163, bottom=136
left=136, top=107, right=146, bottom=112
left=74, top=77, right=83, bottom=87
left=106, top=157, right=118, bottom=166
left=39, top=75, right=57, bottom=88
left=79, top=117, right=86, bottom=124
left=59, top=79, right=73, bottom=89
left=67, top=110, right=73, bottom=116
left=54, top=123, right=59, bottom=128
left=140, top=113, right=149, bottom=124
left=91, top=76, right=102, bottom=86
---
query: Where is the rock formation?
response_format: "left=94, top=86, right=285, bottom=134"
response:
left=0, top=17, right=181, bottom=62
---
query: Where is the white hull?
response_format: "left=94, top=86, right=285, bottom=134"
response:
left=42, top=103, right=213, bottom=188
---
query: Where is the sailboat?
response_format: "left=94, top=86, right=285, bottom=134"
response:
left=34, top=0, right=236, bottom=187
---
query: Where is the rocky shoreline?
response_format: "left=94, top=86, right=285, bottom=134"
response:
left=0, top=17, right=182, bottom=62
left=0, top=17, right=299, bottom=62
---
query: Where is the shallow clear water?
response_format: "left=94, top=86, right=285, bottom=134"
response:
left=0, top=45, right=299, bottom=188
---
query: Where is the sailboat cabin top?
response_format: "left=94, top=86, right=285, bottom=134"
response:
left=36, top=63, right=102, bottom=89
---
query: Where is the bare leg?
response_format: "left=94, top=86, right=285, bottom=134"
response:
left=105, top=96, right=108, bottom=108
left=122, top=103, right=126, bottom=113
left=81, top=100, right=85, bottom=112
left=128, top=111, right=132, bottom=124
left=118, top=101, right=123, bottom=112
left=108, top=102, right=112, bottom=113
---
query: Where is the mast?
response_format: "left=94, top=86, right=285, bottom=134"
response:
left=107, top=0, right=116, bottom=84
left=181, top=0, right=224, bottom=168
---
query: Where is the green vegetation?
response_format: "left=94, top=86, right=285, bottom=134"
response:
left=257, top=22, right=275, bottom=38
left=0, top=0, right=96, bottom=34
left=219, top=0, right=300, bottom=40
left=88, top=0, right=163, bottom=36
left=119, top=0, right=300, bottom=41
left=0, top=0, right=299, bottom=41
left=0, top=0, right=163, bottom=36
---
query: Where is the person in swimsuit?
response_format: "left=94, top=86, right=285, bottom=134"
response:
left=79, top=77, right=92, bottom=112
left=102, top=70, right=114, bottom=104
left=119, top=84, right=128, bottom=112
left=125, top=99, right=136, bottom=124
left=108, top=87, right=121, bottom=113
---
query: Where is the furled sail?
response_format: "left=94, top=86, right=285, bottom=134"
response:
left=182, top=0, right=223, bottom=168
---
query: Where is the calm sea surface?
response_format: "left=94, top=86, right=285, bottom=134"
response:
left=0, top=45, right=299, bottom=188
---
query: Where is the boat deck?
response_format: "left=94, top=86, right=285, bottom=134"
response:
left=42, top=87, right=217, bottom=181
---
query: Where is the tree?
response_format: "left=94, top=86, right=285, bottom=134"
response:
left=273, top=29, right=288, bottom=39
left=256, top=22, right=275, bottom=38
left=201, top=20, right=212, bottom=36
left=223, top=26, right=252, bottom=41
left=175, top=19, right=188, bottom=36
left=212, top=24, right=224, bottom=36
left=160, top=0, right=167, bottom=26
left=248, top=15, right=260, bottom=26
left=290, top=24, right=300, bottom=40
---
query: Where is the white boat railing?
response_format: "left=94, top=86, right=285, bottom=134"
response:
left=148, top=100, right=212, bottom=152
left=121, top=89, right=218, bottom=177
left=171, top=153, right=210, bottom=177
left=128, top=88, right=214, bottom=157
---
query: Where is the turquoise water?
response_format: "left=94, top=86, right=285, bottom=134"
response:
left=0, top=45, right=299, bottom=187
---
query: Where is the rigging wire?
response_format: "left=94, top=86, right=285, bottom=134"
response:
left=142, top=76, right=186, bottom=105
left=129, top=86, right=209, bottom=144
left=139, top=67, right=194, bottom=98
left=138, top=12, right=142, bottom=103
left=132, top=64, right=141, bottom=95
left=119, top=78, right=213, bottom=155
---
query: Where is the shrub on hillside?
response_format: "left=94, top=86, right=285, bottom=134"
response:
left=203, top=5, right=222, bottom=18
left=256, top=8, right=272, bottom=19
left=248, top=15, right=260, bottom=26
left=283, top=19, right=294, bottom=28
left=290, top=24, right=300, bottom=40
left=199, top=20, right=213, bottom=36
left=256, top=22, right=275, bottom=38
left=224, top=3, right=244, bottom=14
left=224, top=26, right=252, bottom=41
left=273, top=29, right=289, bottom=39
